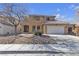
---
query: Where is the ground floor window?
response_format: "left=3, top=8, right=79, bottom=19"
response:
left=32, top=25, right=40, bottom=32
left=32, top=26, right=36, bottom=32
left=37, top=26, right=40, bottom=31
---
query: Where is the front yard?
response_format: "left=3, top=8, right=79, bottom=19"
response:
left=0, top=34, right=79, bottom=44
left=0, top=34, right=79, bottom=55
left=0, top=34, right=58, bottom=44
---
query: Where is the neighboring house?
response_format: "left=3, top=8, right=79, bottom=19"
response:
left=0, top=16, right=15, bottom=35
left=21, top=15, right=72, bottom=34
left=71, top=20, right=79, bottom=35
left=0, top=20, right=15, bottom=35
left=73, top=24, right=79, bottom=35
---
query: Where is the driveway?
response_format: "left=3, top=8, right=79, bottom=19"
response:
left=0, top=34, right=79, bottom=56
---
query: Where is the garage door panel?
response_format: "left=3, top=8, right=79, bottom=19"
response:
left=47, top=26, right=64, bottom=34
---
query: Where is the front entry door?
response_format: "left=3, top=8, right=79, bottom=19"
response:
left=24, top=25, right=29, bottom=32
left=68, top=27, right=72, bottom=34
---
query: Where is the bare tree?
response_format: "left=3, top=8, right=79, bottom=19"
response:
left=73, top=6, right=79, bottom=35
left=0, top=3, right=27, bottom=34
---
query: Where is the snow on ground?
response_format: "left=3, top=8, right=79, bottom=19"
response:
left=0, top=35, right=79, bottom=56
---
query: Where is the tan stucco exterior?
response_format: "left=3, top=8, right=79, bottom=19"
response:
left=19, top=15, right=69, bottom=34
left=22, top=15, right=45, bottom=33
left=16, top=24, right=24, bottom=33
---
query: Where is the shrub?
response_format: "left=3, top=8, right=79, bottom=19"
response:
left=34, top=31, right=42, bottom=36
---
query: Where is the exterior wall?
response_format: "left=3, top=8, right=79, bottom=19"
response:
left=43, top=24, right=47, bottom=34
left=0, top=23, right=15, bottom=35
left=64, top=25, right=68, bottom=34
left=3, top=24, right=15, bottom=35
left=22, top=16, right=45, bottom=33
left=16, top=24, right=24, bottom=33
left=0, top=23, right=4, bottom=35
left=74, top=26, right=79, bottom=35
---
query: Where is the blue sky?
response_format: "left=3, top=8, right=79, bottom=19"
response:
left=26, top=3, right=79, bottom=22
left=0, top=3, right=79, bottom=22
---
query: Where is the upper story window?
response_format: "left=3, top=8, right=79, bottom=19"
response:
left=50, top=17, right=55, bottom=21
left=46, top=17, right=55, bottom=21
left=33, top=16, right=40, bottom=21
left=46, top=17, right=50, bottom=21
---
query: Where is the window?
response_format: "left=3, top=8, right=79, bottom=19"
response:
left=33, top=16, right=40, bottom=21
left=32, top=26, right=36, bottom=32
left=46, top=16, right=56, bottom=21
left=36, top=17, right=40, bottom=20
left=50, top=17, right=55, bottom=21
left=46, top=17, right=50, bottom=21
left=37, top=26, right=40, bottom=31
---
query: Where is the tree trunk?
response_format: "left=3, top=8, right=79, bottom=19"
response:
left=15, top=25, right=17, bottom=35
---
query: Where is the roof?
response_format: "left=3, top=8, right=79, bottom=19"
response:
left=28, top=14, right=56, bottom=17
left=0, top=20, right=14, bottom=26
left=0, top=16, right=14, bottom=26
left=0, top=15, right=23, bottom=26
left=45, top=20, right=69, bottom=25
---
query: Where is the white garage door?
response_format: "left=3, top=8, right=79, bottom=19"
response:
left=47, top=25, right=65, bottom=34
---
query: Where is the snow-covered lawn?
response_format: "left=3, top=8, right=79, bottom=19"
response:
left=0, top=34, right=79, bottom=56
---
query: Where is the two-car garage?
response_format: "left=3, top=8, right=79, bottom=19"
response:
left=47, top=25, right=65, bottom=34
left=44, top=21, right=68, bottom=34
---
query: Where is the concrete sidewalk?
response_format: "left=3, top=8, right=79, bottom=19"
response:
left=0, top=44, right=79, bottom=56
left=0, top=44, right=61, bottom=51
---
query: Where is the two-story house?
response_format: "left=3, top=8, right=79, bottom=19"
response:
left=20, top=15, right=70, bottom=34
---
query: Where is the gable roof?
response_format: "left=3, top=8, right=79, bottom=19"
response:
left=28, top=14, right=56, bottom=17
